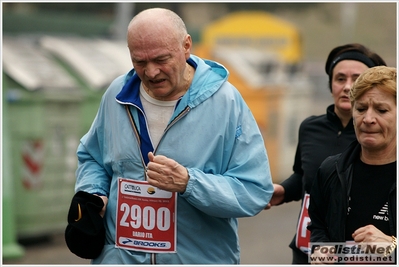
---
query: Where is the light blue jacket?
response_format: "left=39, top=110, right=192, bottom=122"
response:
left=75, top=55, right=273, bottom=264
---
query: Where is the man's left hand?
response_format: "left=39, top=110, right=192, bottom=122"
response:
left=146, top=152, right=189, bottom=193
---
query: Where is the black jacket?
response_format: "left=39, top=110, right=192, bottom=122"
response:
left=281, top=104, right=356, bottom=203
left=280, top=104, right=356, bottom=255
left=308, top=141, right=397, bottom=243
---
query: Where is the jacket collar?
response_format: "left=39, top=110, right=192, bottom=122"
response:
left=336, top=140, right=361, bottom=173
left=326, top=104, right=354, bottom=131
left=115, top=58, right=197, bottom=106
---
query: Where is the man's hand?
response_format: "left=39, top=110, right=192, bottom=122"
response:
left=94, top=195, right=108, bottom=218
left=146, top=152, right=189, bottom=193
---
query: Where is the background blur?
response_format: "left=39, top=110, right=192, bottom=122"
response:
left=2, top=2, right=397, bottom=265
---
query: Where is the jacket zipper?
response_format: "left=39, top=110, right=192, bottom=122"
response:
left=153, top=106, right=191, bottom=155
left=125, top=105, right=147, bottom=179
left=125, top=104, right=190, bottom=264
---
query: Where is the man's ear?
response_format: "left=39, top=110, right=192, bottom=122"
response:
left=184, top=34, right=192, bottom=58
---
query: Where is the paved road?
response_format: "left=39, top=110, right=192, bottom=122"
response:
left=239, top=201, right=299, bottom=264
left=3, top=201, right=300, bottom=265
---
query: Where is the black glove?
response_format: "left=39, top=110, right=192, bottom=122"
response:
left=65, top=191, right=105, bottom=259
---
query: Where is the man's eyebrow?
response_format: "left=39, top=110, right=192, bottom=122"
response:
left=132, top=54, right=170, bottom=62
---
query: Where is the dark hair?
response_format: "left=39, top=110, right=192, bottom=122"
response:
left=325, top=43, right=386, bottom=92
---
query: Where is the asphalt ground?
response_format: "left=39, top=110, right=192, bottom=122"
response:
left=3, top=201, right=300, bottom=265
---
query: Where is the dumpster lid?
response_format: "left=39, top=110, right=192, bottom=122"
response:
left=3, top=36, right=79, bottom=91
left=40, top=36, right=132, bottom=91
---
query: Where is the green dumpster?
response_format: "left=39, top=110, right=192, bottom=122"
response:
left=2, top=73, right=25, bottom=260
left=3, top=36, right=83, bottom=240
left=39, top=35, right=131, bottom=135
left=3, top=35, right=128, bottom=241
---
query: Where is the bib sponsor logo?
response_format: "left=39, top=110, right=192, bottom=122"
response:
left=147, top=187, right=156, bottom=195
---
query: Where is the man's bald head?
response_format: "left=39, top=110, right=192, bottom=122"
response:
left=127, top=8, right=188, bottom=46
left=125, top=8, right=193, bottom=101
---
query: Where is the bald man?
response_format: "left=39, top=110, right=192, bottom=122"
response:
left=70, top=8, right=273, bottom=264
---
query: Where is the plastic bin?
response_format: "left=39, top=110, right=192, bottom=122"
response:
left=2, top=74, right=25, bottom=260
left=3, top=35, right=128, bottom=240
left=3, top=36, right=83, bottom=240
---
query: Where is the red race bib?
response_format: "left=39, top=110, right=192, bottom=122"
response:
left=115, top=178, right=177, bottom=253
left=296, top=192, right=311, bottom=254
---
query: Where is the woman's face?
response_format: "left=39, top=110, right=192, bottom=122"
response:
left=331, top=60, right=369, bottom=116
left=352, top=87, right=397, bottom=155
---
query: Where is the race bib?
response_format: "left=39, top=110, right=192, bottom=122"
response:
left=115, top=178, right=177, bottom=253
left=296, top=192, right=311, bottom=254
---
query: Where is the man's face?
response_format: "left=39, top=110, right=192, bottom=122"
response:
left=128, top=28, right=191, bottom=101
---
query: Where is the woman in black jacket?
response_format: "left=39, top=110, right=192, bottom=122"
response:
left=265, top=44, right=387, bottom=264
left=308, top=66, right=397, bottom=264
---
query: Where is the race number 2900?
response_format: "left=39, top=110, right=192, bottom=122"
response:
left=116, top=178, right=177, bottom=253
left=119, top=204, right=171, bottom=231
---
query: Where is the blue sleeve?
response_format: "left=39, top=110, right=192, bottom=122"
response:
left=75, top=98, right=112, bottom=196
left=180, top=90, right=274, bottom=218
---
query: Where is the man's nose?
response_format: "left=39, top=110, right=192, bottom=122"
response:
left=145, top=63, right=160, bottom=78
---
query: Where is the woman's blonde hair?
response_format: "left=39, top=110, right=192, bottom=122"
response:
left=349, top=66, right=397, bottom=105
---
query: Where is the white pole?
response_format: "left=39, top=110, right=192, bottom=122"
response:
left=341, top=3, right=358, bottom=43
left=113, top=3, right=135, bottom=41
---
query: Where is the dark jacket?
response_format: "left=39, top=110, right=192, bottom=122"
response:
left=281, top=104, right=356, bottom=255
left=281, top=104, right=356, bottom=202
left=308, top=141, right=397, bottom=243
